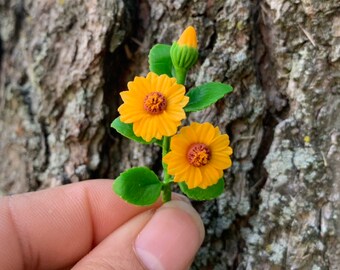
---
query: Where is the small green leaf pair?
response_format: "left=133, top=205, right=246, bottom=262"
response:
left=113, top=167, right=225, bottom=206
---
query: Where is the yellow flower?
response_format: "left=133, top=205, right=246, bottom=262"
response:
left=177, top=26, right=198, bottom=48
left=163, top=122, right=232, bottom=189
left=118, top=72, right=189, bottom=142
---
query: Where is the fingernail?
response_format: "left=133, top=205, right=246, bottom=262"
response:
left=135, top=200, right=205, bottom=270
left=172, top=193, right=191, bottom=204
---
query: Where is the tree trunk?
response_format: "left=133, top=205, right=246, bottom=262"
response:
left=0, top=0, right=339, bottom=269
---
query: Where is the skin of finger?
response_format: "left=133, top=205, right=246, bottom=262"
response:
left=134, top=201, right=205, bottom=270
left=73, top=200, right=204, bottom=270
left=72, top=209, right=155, bottom=270
left=0, top=180, right=162, bottom=270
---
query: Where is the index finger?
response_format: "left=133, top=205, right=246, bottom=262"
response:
left=0, top=180, right=161, bottom=270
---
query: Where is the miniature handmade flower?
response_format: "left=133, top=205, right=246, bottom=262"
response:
left=163, top=122, right=232, bottom=189
left=118, top=72, right=189, bottom=142
left=170, top=26, right=199, bottom=83
left=112, top=26, right=234, bottom=205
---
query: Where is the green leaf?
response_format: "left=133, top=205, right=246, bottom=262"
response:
left=149, top=44, right=173, bottom=77
left=113, top=167, right=162, bottom=206
left=111, top=117, right=152, bottom=145
left=185, top=82, right=233, bottom=112
left=179, top=178, right=225, bottom=201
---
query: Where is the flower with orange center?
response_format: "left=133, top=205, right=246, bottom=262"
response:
left=163, top=122, right=233, bottom=189
left=118, top=72, right=189, bottom=142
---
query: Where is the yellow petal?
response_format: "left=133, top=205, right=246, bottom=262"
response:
left=209, top=135, right=230, bottom=152
left=119, top=109, right=146, bottom=123
left=199, top=166, right=218, bottom=188
left=182, top=166, right=201, bottom=189
left=168, top=161, right=190, bottom=176
left=210, top=154, right=232, bottom=170
left=164, top=108, right=186, bottom=121
left=195, top=122, right=217, bottom=144
left=170, top=136, right=189, bottom=154
left=156, top=74, right=173, bottom=95
left=202, top=166, right=223, bottom=187
left=133, top=118, right=155, bottom=142
left=180, top=125, right=198, bottom=142
left=155, top=114, right=178, bottom=137
left=165, top=84, right=186, bottom=100
left=128, top=78, right=149, bottom=96
left=177, top=26, right=198, bottom=48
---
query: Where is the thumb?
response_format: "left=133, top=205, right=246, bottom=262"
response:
left=72, top=199, right=205, bottom=270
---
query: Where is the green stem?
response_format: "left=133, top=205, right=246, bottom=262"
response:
left=162, top=136, right=171, bottom=203
left=175, top=67, right=187, bottom=85
left=162, top=182, right=172, bottom=203
left=161, top=69, right=187, bottom=203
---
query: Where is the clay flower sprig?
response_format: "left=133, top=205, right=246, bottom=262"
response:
left=111, top=26, right=233, bottom=205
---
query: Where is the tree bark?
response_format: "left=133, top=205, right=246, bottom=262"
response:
left=0, top=0, right=339, bottom=269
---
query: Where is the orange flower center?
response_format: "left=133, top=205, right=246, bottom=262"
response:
left=187, top=143, right=211, bottom=167
left=143, top=92, right=167, bottom=114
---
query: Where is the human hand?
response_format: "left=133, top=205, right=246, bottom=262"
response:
left=0, top=180, right=204, bottom=270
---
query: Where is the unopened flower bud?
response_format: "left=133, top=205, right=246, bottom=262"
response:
left=170, top=26, right=198, bottom=84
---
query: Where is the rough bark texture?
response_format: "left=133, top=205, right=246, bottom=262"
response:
left=0, top=0, right=339, bottom=269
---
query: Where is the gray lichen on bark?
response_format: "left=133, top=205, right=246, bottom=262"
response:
left=239, top=0, right=339, bottom=268
left=1, top=0, right=127, bottom=192
left=0, top=0, right=339, bottom=269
